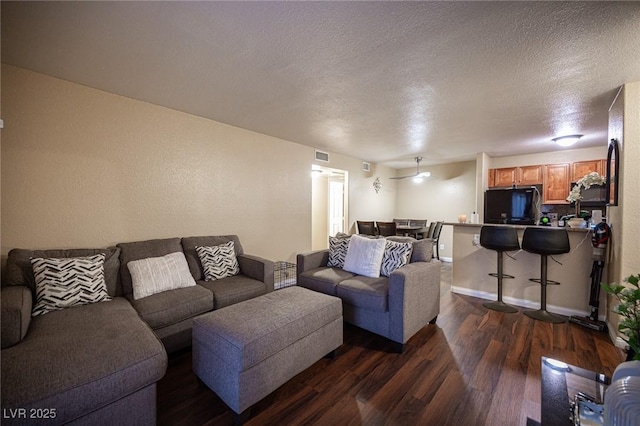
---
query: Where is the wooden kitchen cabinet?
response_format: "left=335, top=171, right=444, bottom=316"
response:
left=488, top=165, right=542, bottom=187
left=518, top=165, right=543, bottom=185
left=491, top=167, right=517, bottom=187
left=543, top=163, right=570, bottom=204
left=571, top=159, right=605, bottom=182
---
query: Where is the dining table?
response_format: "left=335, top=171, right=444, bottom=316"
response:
left=395, top=225, right=427, bottom=239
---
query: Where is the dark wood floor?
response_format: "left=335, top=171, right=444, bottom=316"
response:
left=157, top=263, right=625, bottom=425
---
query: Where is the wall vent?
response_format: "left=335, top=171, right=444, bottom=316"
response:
left=362, top=161, right=371, bottom=172
left=314, top=150, right=330, bottom=162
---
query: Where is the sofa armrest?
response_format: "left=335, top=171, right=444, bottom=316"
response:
left=1, top=286, right=33, bottom=349
left=387, top=260, right=441, bottom=344
left=237, top=254, right=275, bottom=292
left=296, top=250, right=329, bottom=278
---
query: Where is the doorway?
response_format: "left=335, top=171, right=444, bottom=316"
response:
left=311, top=166, right=349, bottom=250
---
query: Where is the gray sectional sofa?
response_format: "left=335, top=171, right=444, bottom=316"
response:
left=0, top=235, right=274, bottom=425
left=297, top=236, right=441, bottom=352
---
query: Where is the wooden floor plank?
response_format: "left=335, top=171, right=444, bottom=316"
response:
left=157, top=263, right=625, bottom=425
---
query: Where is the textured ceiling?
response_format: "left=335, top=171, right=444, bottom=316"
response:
left=2, top=1, right=640, bottom=168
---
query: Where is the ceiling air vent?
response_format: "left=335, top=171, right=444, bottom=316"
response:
left=314, top=150, right=330, bottom=162
left=362, top=161, right=371, bottom=172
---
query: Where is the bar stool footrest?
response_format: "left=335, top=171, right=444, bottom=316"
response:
left=524, top=309, right=565, bottom=323
left=488, top=273, right=515, bottom=279
left=483, top=300, right=518, bottom=313
left=528, top=278, right=561, bottom=285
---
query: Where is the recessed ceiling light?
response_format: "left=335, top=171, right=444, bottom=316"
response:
left=552, top=134, right=583, bottom=147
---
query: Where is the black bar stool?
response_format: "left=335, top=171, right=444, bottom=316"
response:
left=522, top=227, right=570, bottom=323
left=480, top=226, right=520, bottom=313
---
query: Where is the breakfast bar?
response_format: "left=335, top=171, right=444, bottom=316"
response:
left=447, top=223, right=603, bottom=318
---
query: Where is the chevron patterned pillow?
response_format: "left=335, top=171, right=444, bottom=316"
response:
left=31, top=254, right=112, bottom=317
left=380, top=240, right=413, bottom=277
left=196, top=241, right=240, bottom=281
left=327, top=235, right=351, bottom=268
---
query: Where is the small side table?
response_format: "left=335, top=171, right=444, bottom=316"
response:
left=540, top=356, right=609, bottom=425
left=274, top=261, right=296, bottom=290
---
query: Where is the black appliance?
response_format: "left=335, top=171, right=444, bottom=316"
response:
left=484, top=188, right=536, bottom=225
left=574, top=183, right=607, bottom=207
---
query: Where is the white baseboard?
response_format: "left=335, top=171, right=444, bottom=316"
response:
left=449, top=286, right=605, bottom=320
left=438, top=256, right=452, bottom=263
left=606, top=324, right=629, bottom=350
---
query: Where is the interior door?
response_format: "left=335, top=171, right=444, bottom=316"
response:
left=328, top=178, right=345, bottom=236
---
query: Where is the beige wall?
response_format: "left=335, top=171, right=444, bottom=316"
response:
left=395, top=160, right=477, bottom=260
left=606, top=82, right=640, bottom=346
left=1, top=65, right=398, bottom=264
left=311, top=173, right=329, bottom=250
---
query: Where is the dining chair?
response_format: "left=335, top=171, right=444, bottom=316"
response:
left=376, top=221, right=397, bottom=237
left=431, top=221, right=444, bottom=259
left=426, top=222, right=437, bottom=239
left=356, top=221, right=376, bottom=236
left=393, top=218, right=409, bottom=227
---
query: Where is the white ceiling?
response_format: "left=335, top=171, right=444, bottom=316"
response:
left=2, top=1, right=640, bottom=168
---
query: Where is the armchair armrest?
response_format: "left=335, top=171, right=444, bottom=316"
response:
left=1, top=286, right=33, bottom=349
left=296, top=250, right=329, bottom=278
left=237, top=254, right=275, bottom=292
left=388, top=260, right=441, bottom=344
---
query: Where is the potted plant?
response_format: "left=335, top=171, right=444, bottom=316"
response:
left=602, top=273, right=640, bottom=361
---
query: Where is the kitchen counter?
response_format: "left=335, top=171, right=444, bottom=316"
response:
left=446, top=222, right=602, bottom=318
left=444, top=222, right=591, bottom=232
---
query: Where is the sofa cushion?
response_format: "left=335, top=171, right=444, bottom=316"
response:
left=127, top=251, right=196, bottom=300
left=298, top=267, right=356, bottom=296
left=117, top=238, right=183, bottom=297
left=343, top=234, right=386, bottom=278
left=197, top=274, right=267, bottom=309
left=196, top=241, right=240, bottom=281
left=327, top=235, right=350, bottom=268
left=31, top=254, right=112, bottom=316
left=129, top=285, right=213, bottom=330
left=0, top=298, right=167, bottom=424
left=380, top=240, right=413, bottom=277
left=181, top=235, right=244, bottom=281
left=4, top=247, right=122, bottom=297
left=337, top=275, right=390, bottom=312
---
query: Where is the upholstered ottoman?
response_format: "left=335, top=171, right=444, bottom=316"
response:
left=192, top=286, right=343, bottom=422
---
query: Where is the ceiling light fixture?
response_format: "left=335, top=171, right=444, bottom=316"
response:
left=552, top=134, right=583, bottom=147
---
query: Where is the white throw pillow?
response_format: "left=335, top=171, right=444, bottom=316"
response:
left=380, top=240, right=413, bottom=277
left=31, top=254, right=112, bottom=317
left=196, top=241, right=240, bottom=281
left=343, top=234, right=387, bottom=278
left=127, top=252, right=196, bottom=300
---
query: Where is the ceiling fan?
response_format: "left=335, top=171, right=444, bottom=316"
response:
left=390, top=157, right=431, bottom=180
